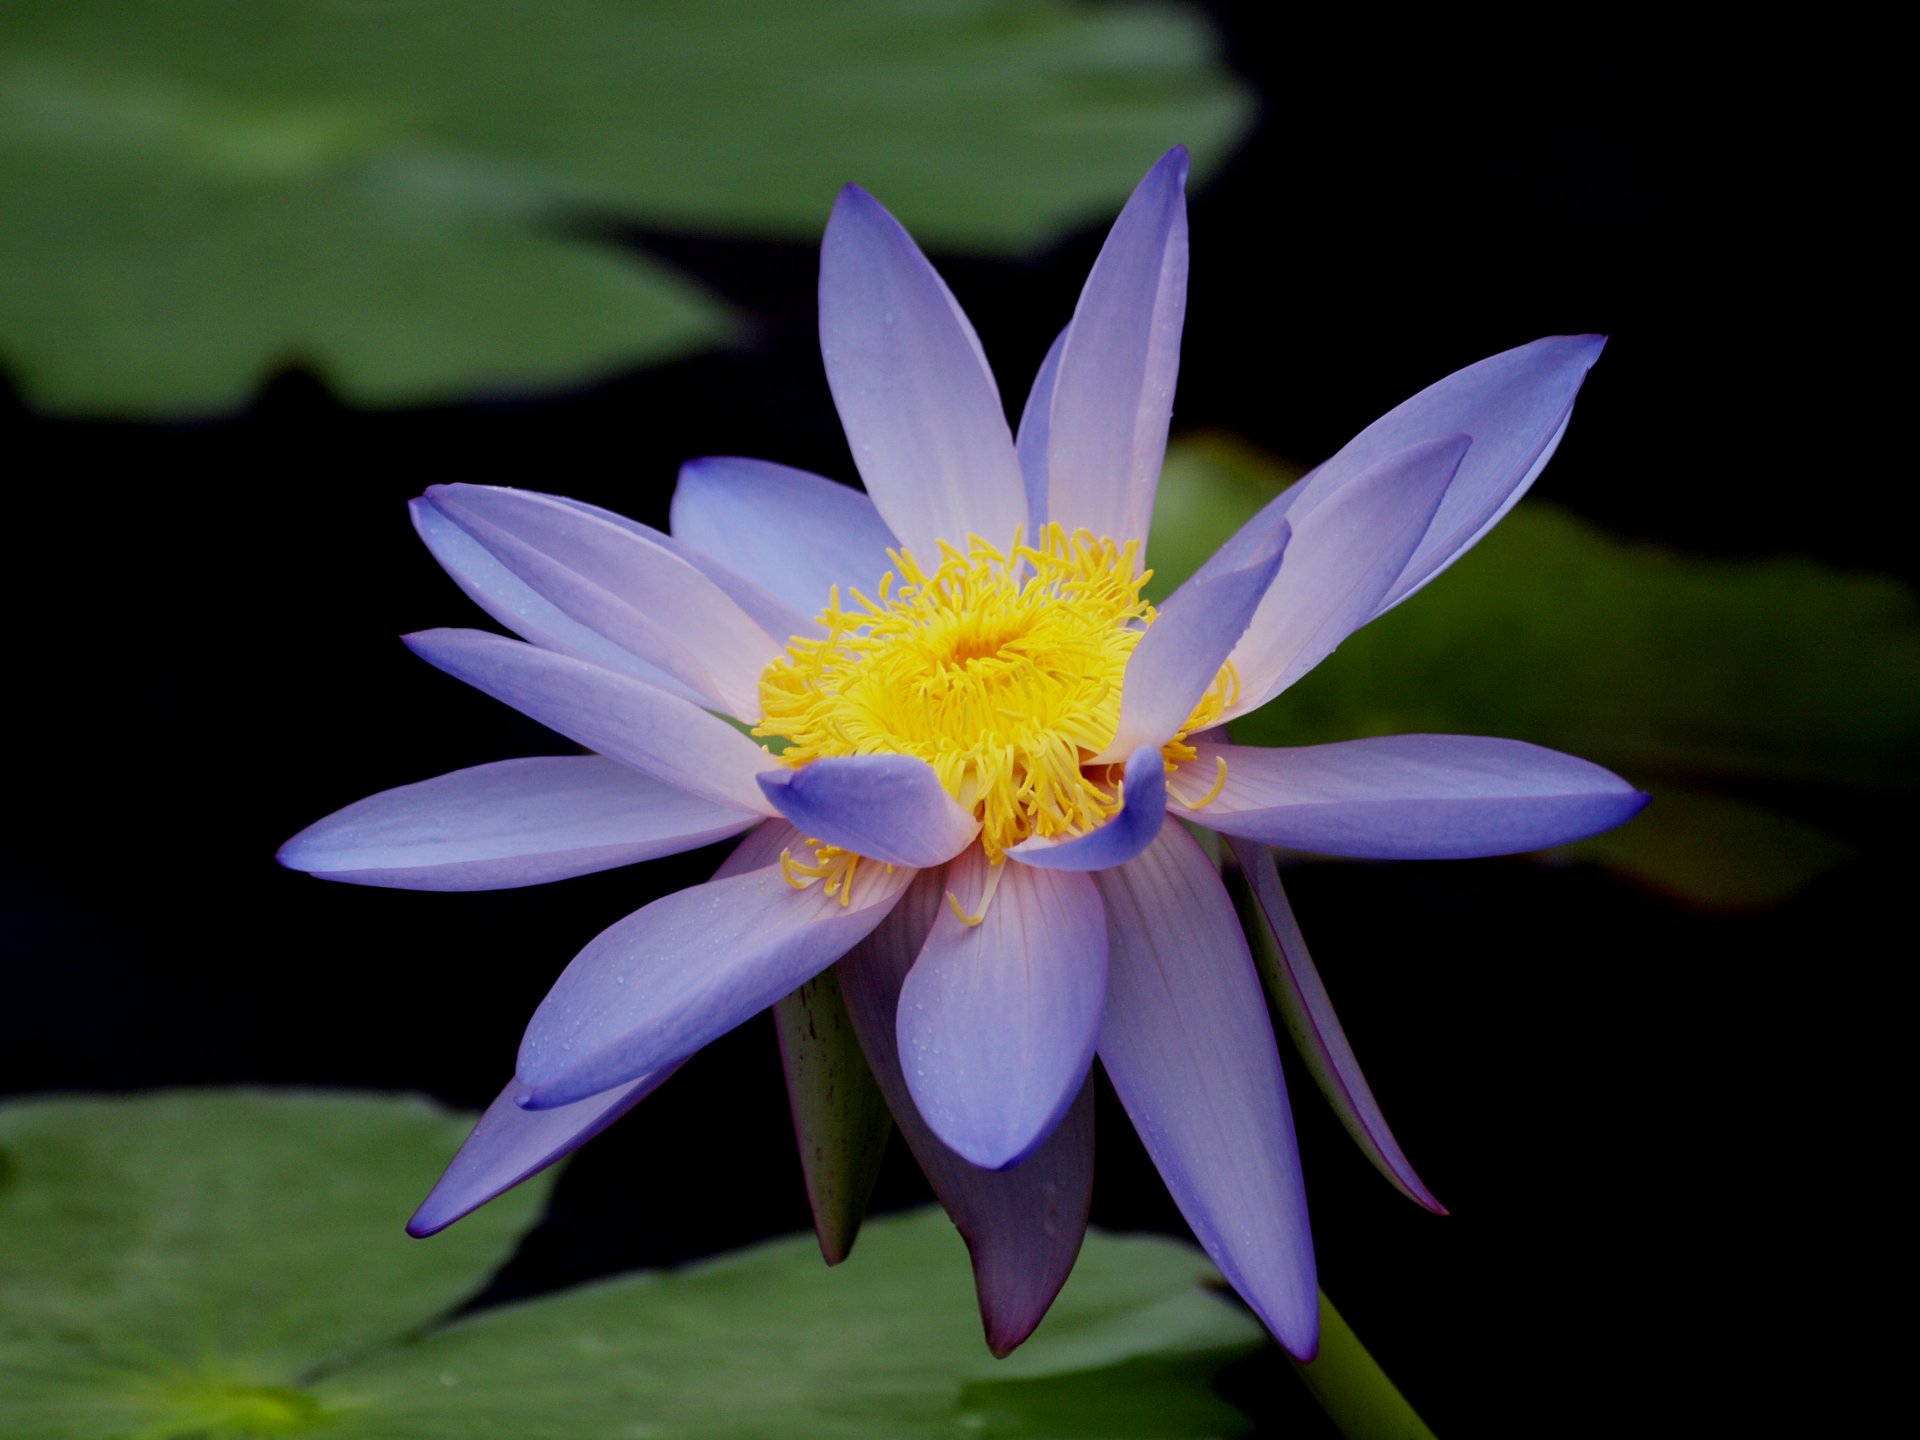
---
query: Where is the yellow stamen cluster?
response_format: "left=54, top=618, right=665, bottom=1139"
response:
left=756, top=523, right=1233, bottom=869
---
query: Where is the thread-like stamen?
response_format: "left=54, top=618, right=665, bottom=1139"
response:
left=1176, top=755, right=1230, bottom=810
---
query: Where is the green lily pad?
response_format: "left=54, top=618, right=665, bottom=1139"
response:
left=0, top=0, right=1252, bottom=416
left=1149, top=434, right=1919, bottom=904
left=0, top=1090, right=1265, bottom=1438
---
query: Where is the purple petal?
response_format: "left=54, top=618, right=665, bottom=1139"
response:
left=1014, top=327, right=1069, bottom=531
left=425, top=484, right=779, bottom=719
left=411, top=497, right=707, bottom=705
left=1044, top=147, right=1189, bottom=548
left=774, top=968, right=893, bottom=1265
left=1226, top=836, right=1444, bottom=1214
left=819, top=185, right=1026, bottom=561
left=1283, top=335, right=1607, bottom=612
left=1186, top=736, right=1650, bottom=858
left=668, top=457, right=899, bottom=626
left=838, top=870, right=1093, bottom=1356
left=1007, top=747, right=1167, bottom=872
left=277, top=757, right=755, bottom=891
left=403, top=629, right=774, bottom=816
left=897, top=849, right=1106, bottom=1170
left=1223, top=436, right=1468, bottom=718
left=1100, top=518, right=1287, bottom=758
left=514, top=828, right=916, bottom=1107
left=756, top=755, right=979, bottom=867
left=1093, top=821, right=1318, bottom=1359
left=407, top=1071, right=670, bottom=1237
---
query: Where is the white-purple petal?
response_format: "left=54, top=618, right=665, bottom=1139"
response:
left=403, top=628, right=774, bottom=817
left=818, top=185, right=1026, bottom=560
left=1185, top=736, right=1651, bottom=859
left=1221, top=435, right=1468, bottom=719
left=668, top=456, right=899, bottom=626
left=1094, top=820, right=1318, bottom=1359
left=407, top=1071, right=669, bottom=1238
left=410, top=497, right=707, bottom=705
left=425, top=484, right=780, bottom=719
left=277, top=757, right=755, bottom=891
left=1226, top=835, right=1444, bottom=1214
left=837, top=869, right=1093, bottom=1357
left=514, top=829, right=916, bottom=1108
left=756, top=755, right=979, bottom=868
left=1014, top=327, right=1069, bottom=531
left=897, top=849, right=1106, bottom=1170
left=1007, top=747, right=1167, bottom=872
left=1044, top=146, right=1189, bottom=548
left=1282, top=335, right=1607, bottom=612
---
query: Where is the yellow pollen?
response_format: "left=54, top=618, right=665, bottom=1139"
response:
left=757, top=523, right=1237, bottom=874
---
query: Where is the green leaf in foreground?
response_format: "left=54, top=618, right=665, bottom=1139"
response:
left=0, top=0, right=1252, bottom=416
left=1149, top=434, right=1919, bottom=905
left=0, top=1090, right=1264, bottom=1439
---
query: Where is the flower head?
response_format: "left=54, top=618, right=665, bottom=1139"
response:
left=280, top=147, right=1645, bottom=1360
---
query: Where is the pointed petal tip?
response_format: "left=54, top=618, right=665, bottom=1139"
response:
left=1153, top=143, right=1191, bottom=184
left=404, top=1209, right=444, bottom=1240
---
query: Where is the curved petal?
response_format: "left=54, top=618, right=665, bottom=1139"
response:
left=514, top=834, right=916, bottom=1108
left=1014, top=326, right=1068, bottom=531
left=669, top=457, right=900, bottom=622
left=1184, top=736, right=1650, bottom=858
left=1282, top=335, right=1607, bottom=611
left=837, top=870, right=1093, bottom=1357
left=1099, top=518, right=1288, bottom=759
left=1093, top=821, right=1318, bottom=1360
left=897, top=848, right=1106, bottom=1170
left=407, top=1070, right=670, bottom=1238
left=756, top=755, right=979, bottom=867
left=1044, top=146, right=1189, bottom=548
left=403, top=629, right=775, bottom=817
left=1221, top=436, right=1468, bottom=719
left=819, top=184, right=1026, bottom=560
left=1007, top=746, right=1166, bottom=872
left=277, top=757, right=756, bottom=891
left=1226, top=836, right=1444, bottom=1214
left=410, top=497, right=706, bottom=705
left=425, top=484, right=780, bottom=719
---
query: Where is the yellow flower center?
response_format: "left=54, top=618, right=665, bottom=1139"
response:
left=755, top=524, right=1235, bottom=864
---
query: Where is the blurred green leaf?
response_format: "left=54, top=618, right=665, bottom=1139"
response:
left=0, top=0, right=1252, bottom=416
left=1150, top=434, right=1919, bottom=904
left=0, top=1090, right=1264, bottom=1439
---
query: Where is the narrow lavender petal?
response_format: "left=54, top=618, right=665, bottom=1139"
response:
left=277, top=757, right=755, bottom=891
left=407, top=1070, right=669, bottom=1238
left=1044, top=147, right=1189, bottom=548
left=1221, top=436, right=1468, bottom=719
left=1007, top=747, right=1167, bottom=872
left=1100, top=521, right=1287, bottom=759
left=410, top=498, right=706, bottom=705
left=756, top=755, right=979, bottom=867
left=1093, top=821, right=1318, bottom=1360
left=897, top=849, right=1106, bottom=1170
left=838, top=870, right=1094, bottom=1357
left=819, top=185, right=1026, bottom=561
left=514, top=845, right=917, bottom=1108
left=1225, top=835, right=1445, bottom=1214
left=403, top=628, right=774, bottom=816
left=669, top=456, right=900, bottom=623
left=1014, top=326, right=1069, bottom=531
left=426, top=484, right=779, bottom=719
left=1186, top=736, right=1651, bottom=858
left=1280, top=335, right=1607, bottom=611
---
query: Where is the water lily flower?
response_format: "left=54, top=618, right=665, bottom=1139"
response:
left=279, top=147, right=1645, bottom=1361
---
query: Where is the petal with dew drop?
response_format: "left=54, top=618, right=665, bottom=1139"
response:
left=1183, top=736, right=1650, bottom=859
left=1094, top=820, right=1318, bottom=1359
left=819, top=185, right=1026, bottom=562
left=897, top=847, right=1106, bottom=1170
left=1043, top=147, right=1189, bottom=549
left=837, top=869, right=1094, bottom=1358
left=278, top=757, right=756, bottom=891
